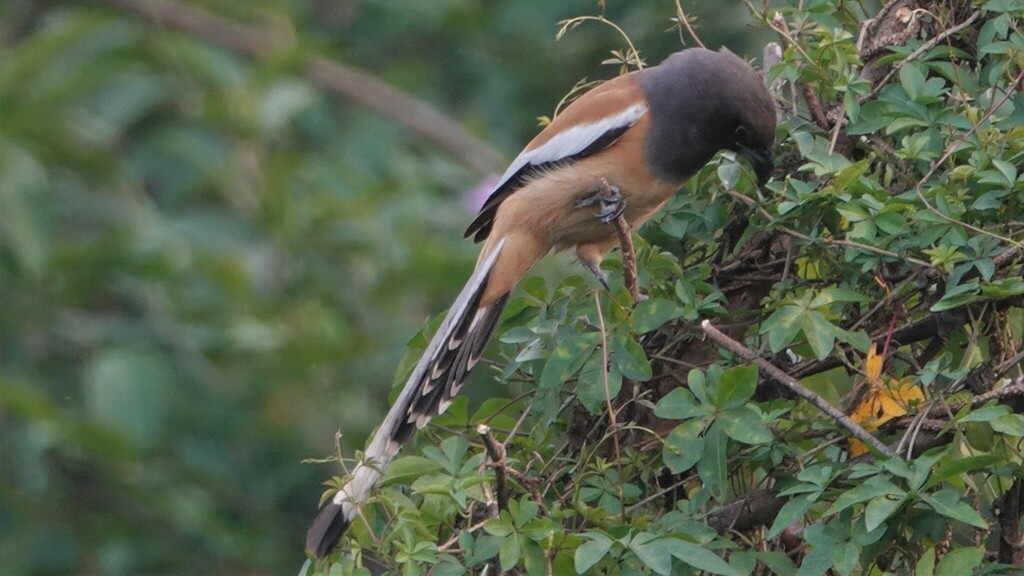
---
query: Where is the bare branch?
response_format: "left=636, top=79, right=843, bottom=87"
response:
left=998, top=479, right=1024, bottom=565
left=91, top=0, right=504, bottom=174
left=861, top=10, right=981, bottom=103
left=706, top=489, right=786, bottom=534
left=477, top=424, right=510, bottom=514
left=701, top=320, right=898, bottom=458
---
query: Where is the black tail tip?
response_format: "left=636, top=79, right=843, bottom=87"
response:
left=305, top=502, right=350, bottom=559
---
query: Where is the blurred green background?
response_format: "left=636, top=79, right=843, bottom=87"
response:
left=0, top=1, right=768, bottom=573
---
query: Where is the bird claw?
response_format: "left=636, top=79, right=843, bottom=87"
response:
left=575, top=179, right=625, bottom=224
left=581, top=260, right=610, bottom=291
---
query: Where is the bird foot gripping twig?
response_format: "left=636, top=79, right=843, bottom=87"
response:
left=576, top=179, right=643, bottom=306
left=574, top=178, right=626, bottom=223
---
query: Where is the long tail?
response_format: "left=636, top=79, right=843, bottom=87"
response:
left=306, top=238, right=509, bottom=559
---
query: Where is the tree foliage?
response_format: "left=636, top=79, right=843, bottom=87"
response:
left=310, top=1, right=1024, bottom=575
left=0, top=0, right=764, bottom=574
left=2, top=0, right=1023, bottom=575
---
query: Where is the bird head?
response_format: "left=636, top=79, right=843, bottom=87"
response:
left=638, top=47, right=777, bottom=185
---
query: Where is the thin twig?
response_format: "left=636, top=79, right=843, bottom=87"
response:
left=779, top=226, right=933, bottom=268
left=623, top=473, right=694, bottom=515
left=995, top=349, right=1024, bottom=380
left=860, top=11, right=981, bottom=103
left=594, top=292, right=627, bottom=522
left=557, top=15, right=644, bottom=70
left=673, top=0, right=706, bottom=49
left=437, top=518, right=489, bottom=552
left=968, top=378, right=1024, bottom=408
left=701, top=320, right=898, bottom=458
left=802, top=84, right=832, bottom=131
left=912, top=68, right=1024, bottom=250
left=726, top=189, right=933, bottom=268
left=477, top=424, right=509, bottom=514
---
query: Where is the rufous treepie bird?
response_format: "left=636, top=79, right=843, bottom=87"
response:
left=306, top=46, right=776, bottom=559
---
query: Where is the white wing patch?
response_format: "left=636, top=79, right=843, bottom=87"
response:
left=494, top=103, right=647, bottom=190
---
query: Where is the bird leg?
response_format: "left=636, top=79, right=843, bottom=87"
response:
left=574, top=178, right=625, bottom=223
left=581, top=260, right=611, bottom=291
left=576, top=244, right=612, bottom=291
left=576, top=179, right=642, bottom=306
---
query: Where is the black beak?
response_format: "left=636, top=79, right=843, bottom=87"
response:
left=739, top=146, right=773, bottom=185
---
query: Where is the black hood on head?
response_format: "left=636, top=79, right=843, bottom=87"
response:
left=637, top=48, right=776, bottom=183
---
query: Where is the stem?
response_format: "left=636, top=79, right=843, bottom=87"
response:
left=477, top=424, right=509, bottom=514
left=701, top=320, right=898, bottom=458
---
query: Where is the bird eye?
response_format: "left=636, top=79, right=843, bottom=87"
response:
left=734, top=125, right=751, bottom=145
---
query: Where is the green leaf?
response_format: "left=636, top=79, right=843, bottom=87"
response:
left=667, top=539, right=742, bottom=576
left=510, top=498, right=539, bottom=526
left=484, top=517, right=514, bottom=538
left=831, top=542, right=860, bottom=576
left=468, top=535, right=503, bottom=566
left=930, top=282, right=981, bottom=312
left=718, top=160, right=741, bottom=190
left=539, top=342, right=577, bottom=391
left=934, top=546, right=983, bottom=576
left=991, top=413, right=1024, bottom=436
left=796, top=547, right=833, bottom=576
left=826, top=476, right=904, bottom=516
left=688, top=369, right=711, bottom=405
left=835, top=327, right=872, bottom=353
left=899, top=63, right=927, bottom=101
left=864, top=494, right=906, bottom=532
left=575, top=533, right=613, bottom=574
left=471, top=397, right=519, bottom=430
left=632, top=298, right=684, bottom=333
left=831, top=161, right=871, bottom=195
left=801, top=311, right=837, bottom=360
left=809, top=288, right=869, bottom=308
left=698, top=422, right=729, bottom=500
left=540, top=333, right=597, bottom=391
left=718, top=406, right=773, bottom=445
left=985, top=0, right=1024, bottom=14
left=926, top=454, right=1003, bottom=488
left=768, top=495, right=816, bottom=538
left=663, top=420, right=705, bottom=473
left=761, top=305, right=803, bottom=352
left=629, top=533, right=673, bottom=576
left=916, top=547, right=936, bottom=576
left=431, top=559, right=466, bottom=576
left=654, top=388, right=706, bottom=420
left=522, top=276, right=548, bottom=302
left=438, top=436, right=469, bottom=475
left=757, top=551, right=797, bottom=576
left=498, top=534, right=521, bottom=571
left=612, top=331, right=652, bottom=381
left=577, top=353, right=622, bottom=413
left=714, top=364, right=758, bottom=410
left=382, top=456, right=444, bottom=485
left=921, top=490, right=988, bottom=529
left=959, top=404, right=1010, bottom=423
left=520, top=517, right=557, bottom=541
